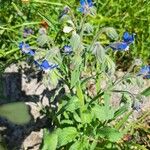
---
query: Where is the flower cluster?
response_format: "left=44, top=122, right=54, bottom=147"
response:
left=63, top=45, right=73, bottom=54
left=19, top=42, right=58, bottom=72
left=78, top=0, right=93, bottom=14
left=19, top=42, right=35, bottom=56
left=34, top=60, right=58, bottom=72
left=19, top=25, right=73, bottom=72
left=109, top=32, right=135, bottom=51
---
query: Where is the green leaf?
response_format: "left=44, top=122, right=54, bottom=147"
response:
left=44, top=70, right=59, bottom=88
left=115, top=111, right=132, bottom=130
left=65, top=97, right=80, bottom=112
left=42, top=130, right=58, bottom=150
left=76, top=82, right=84, bottom=107
left=92, top=105, right=114, bottom=121
left=70, top=32, right=82, bottom=52
left=71, top=67, right=80, bottom=88
left=32, top=0, right=63, bottom=6
left=90, top=139, right=97, bottom=150
left=12, top=2, right=24, bottom=17
left=0, top=30, right=5, bottom=35
left=69, top=141, right=84, bottom=150
left=98, top=127, right=123, bottom=142
left=103, top=91, right=111, bottom=108
left=57, top=127, right=78, bottom=148
left=0, top=102, right=31, bottom=124
left=81, top=110, right=92, bottom=124
left=113, top=105, right=128, bottom=119
left=60, top=119, right=74, bottom=125
left=73, top=112, right=81, bottom=123
left=57, top=96, right=80, bottom=116
left=105, top=55, right=116, bottom=75
left=141, top=86, right=150, bottom=97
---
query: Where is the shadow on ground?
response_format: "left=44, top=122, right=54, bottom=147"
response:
left=0, top=71, right=64, bottom=150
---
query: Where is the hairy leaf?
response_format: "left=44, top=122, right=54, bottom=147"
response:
left=42, top=130, right=58, bottom=150
left=98, top=127, right=123, bottom=142
left=57, top=127, right=78, bottom=148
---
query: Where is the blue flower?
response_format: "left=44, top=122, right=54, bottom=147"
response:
left=108, top=31, right=135, bottom=51
left=23, top=28, right=34, bottom=38
left=78, top=0, right=93, bottom=14
left=122, top=32, right=135, bottom=44
left=34, top=60, right=58, bottom=71
left=143, top=74, right=150, bottom=79
left=19, top=42, right=35, bottom=56
left=63, top=45, right=73, bottom=54
left=137, top=65, right=150, bottom=75
left=137, top=65, right=150, bottom=79
left=40, top=60, right=58, bottom=71
left=34, top=60, right=40, bottom=67
left=109, top=42, right=129, bottom=51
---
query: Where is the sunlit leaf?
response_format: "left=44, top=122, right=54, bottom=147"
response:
left=98, top=127, right=123, bottom=142
left=57, top=127, right=78, bottom=148
left=42, top=130, right=58, bottom=150
left=92, top=105, right=114, bottom=121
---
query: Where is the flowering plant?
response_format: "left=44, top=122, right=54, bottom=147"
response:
left=1, top=0, right=150, bottom=149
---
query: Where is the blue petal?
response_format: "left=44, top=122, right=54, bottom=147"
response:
left=109, top=42, right=129, bottom=51
left=34, top=60, right=40, bottom=67
left=80, top=0, right=86, bottom=6
left=78, top=7, right=84, bottom=13
left=19, top=42, right=32, bottom=55
left=40, top=60, right=58, bottom=71
left=28, top=50, right=35, bottom=56
left=79, top=0, right=93, bottom=13
left=143, top=74, right=150, bottom=79
left=19, top=42, right=24, bottom=49
left=122, top=32, right=134, bottom=44
left=41, top=60, right=50, bottom=69
left=87, top=0, right=93, bottom=7
left=63, top=45, right=72, bottom=54
left=138, top=65, right=150, bottom=75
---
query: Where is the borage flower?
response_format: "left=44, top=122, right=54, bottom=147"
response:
left=19, top=42, right=35, bottom=56
left=122, top=31, right=135, bottom=44
left=109, top=31, right=134, bottom=51
left=23, top=28, right=34, bottom=38
left=78, top=0, right=93, bottom=14
left=109, top=42, right=129, bottom=51
left=137, top=65, right=150, bottom=79
left=63, top=45, right=73, bottom=54
left=34, top=60, right=58, bottom=72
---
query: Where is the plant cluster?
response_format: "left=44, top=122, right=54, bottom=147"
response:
left=0, top=0, right=150, bottom=150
